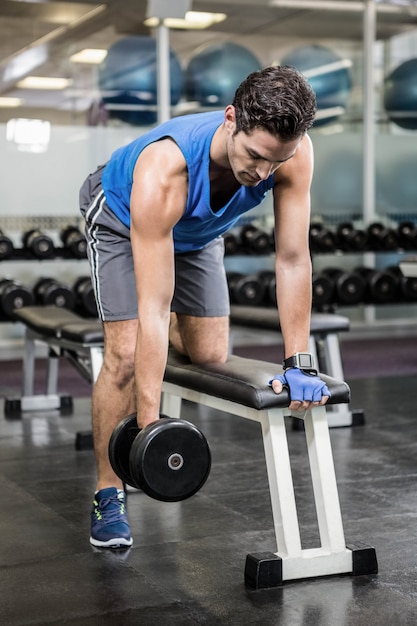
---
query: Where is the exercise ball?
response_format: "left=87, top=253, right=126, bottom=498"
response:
left=281, top=45, right=352, bottom=126
left=185, top=42, right=262, bottom=107
left=380, top=155, right=417, bottom=217
left=311, top=148, right=363, bottom=222
left=98, top=36, right=183, bottom=125
left=384, top=59, right=417, bottom=130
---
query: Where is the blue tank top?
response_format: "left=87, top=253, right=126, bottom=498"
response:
left=101, top=111, right=274, bottom=252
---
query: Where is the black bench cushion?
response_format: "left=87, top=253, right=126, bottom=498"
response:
left=59, top=321, right=104, bottom=345
left=13, top=306, right=84, bottom=337
left=13, top=305, right=103, bottom=343
left=230, top=305, right=350, bottom=334
left=165, top=351, right=350, bottom=411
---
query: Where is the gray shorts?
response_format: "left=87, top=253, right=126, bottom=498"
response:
left=79, top=166, right=230, bottom=321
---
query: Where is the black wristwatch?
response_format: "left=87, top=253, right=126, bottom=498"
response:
left=283, top=352, right=317, bottom=374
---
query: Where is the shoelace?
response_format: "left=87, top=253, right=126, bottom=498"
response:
left=95, top=496, right=126, bottom=524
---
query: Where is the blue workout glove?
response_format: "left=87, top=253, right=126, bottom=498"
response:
left=269, top=368, right=331, bottom=403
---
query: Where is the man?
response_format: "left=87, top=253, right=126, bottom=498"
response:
left=80, top=65, right=330, bottom=549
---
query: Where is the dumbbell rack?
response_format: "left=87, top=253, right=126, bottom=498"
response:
left=0, top=216, right=90, bottom=356
left=224, top=217, right=417, bottom=330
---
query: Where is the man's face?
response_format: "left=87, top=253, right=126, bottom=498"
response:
left=224, top=107, right=301, bottom=186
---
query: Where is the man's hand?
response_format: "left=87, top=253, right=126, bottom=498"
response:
left=270, top=368, right=330, bottom=412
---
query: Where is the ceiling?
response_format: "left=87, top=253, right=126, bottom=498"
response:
left=1, top=0, right=417, bottom=117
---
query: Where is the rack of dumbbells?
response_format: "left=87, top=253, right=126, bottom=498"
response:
left=0, top=216, right=97, bottom=328
left=223, top=219, right=417, bottom=314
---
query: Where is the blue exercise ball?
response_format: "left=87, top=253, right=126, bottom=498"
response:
left=185, top=42, right=262, bottom=107
left=380, top=155, right=417, bottom=217
left=281, top=45, right=352, bottom=126
left=384, top=59, right=417, bottom=130
left=98, top=36, right=183, bottom=125
left=311, top=148, right=363, bottom=222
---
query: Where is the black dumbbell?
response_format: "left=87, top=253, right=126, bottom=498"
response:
left=309, top=223, right=337, bottom=254
left=257, top=270, right=276, bottom=306
left=60, top=226, right=87, bottom=259
left=386, top=265, right=417, bottom=302
left=239, top=224, right=272, bottom=255
left=73, top=276, right=97, bottom=317
left=33, top=277, right=75, bottom=309
left=108, top=414, right=211, bottom=502
left=0, top=229, right=14, bottom=260
left=227, top=272, right=265, bottom=306
left=336, top=222, right=368, bottom=252
left=322, top=267, right=366, bottom=306
left=223, top=230, right=241, bottom=256
left=312, top=272, right=334, bottom=308
left=22, top=229, right=55, bottom=259
left=0, top=278, right=34, bottom=319
left=396, top=222, right=417, bottom=251
left=366, top=222, right=398, bottom=252
left=354, top=266, right=400, bottom=304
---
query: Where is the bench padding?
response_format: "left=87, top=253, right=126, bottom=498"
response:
left=165, top=351, right=350, bottom=411
left=13, top=305, right=350, bottom=411
left=14, top=306, right=83, bottom=337
left=230, top=305, right=350, bottom=334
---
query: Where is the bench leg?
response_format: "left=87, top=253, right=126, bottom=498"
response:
left=306, top=333, right=364, bottom=428
left=245, top=405, right=377, bottom=587
left=4, top=331, right=71, bottom=417
left=20, top=332, right=63, bottom=413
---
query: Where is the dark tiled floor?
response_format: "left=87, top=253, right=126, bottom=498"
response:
left=1, top=373, right=417, bottom=625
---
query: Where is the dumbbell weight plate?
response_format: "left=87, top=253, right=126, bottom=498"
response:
left=108, top=413, right=141, bottom=489
left=129, top=418, right=211, bottom=502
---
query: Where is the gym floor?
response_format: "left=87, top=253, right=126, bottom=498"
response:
left=1, top=355, right=417, bottom=624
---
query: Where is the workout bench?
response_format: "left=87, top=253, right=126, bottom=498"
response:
left=230, top=304, right=364, bottom=428
left=162, top=351, right=377, bottom=587
left=7, top=305, right=377, bottom=586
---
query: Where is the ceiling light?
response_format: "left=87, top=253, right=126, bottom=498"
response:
left=144, top=11, right=227, bottom=30
left=16, top=76, right=73, bottom=90
left=69, top=49, right=108, bottom=64
left=0, top=97, right=22, bottom=108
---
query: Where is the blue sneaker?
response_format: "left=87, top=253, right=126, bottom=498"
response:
left=90, top=487, right=133, bottom=548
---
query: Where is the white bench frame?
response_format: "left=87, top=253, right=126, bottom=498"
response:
left=161, top=381, right=373, bottom=585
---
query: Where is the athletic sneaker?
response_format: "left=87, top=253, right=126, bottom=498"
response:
left=90, top=487, right=133, bottom=548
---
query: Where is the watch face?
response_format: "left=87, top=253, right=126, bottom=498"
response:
left=298, top=353, right=313, bottom=368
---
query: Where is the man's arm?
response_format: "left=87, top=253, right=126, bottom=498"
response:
left=273, top=133, right=313, bottom=357
left=271, top=134, right=329, bottom=409
left=130, top=139, right=188, bottom=428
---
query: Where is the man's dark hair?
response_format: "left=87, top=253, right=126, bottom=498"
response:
left=232, top=65, right=317, bottom=141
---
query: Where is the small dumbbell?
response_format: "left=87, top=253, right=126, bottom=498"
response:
left=386, top=265, right=417, bottom=302
left=0, top=229, right=14, bottom=260
left=0, top=278, right=34, bottom=319
left=60, top=226, right=87, bottom=259
left=257, top=270, right=276, bottom=306
left=336, top=222, right=368, bottom=252
left=227, top=272, right=265, bottom=306
left=223, top=231, right=240, bottom=256
left=22, top=229, right=54, bottom=259
left=108, top=414, right=211, bottom=502
left=312, top=272, right=334, bottom=309
left=309, top=223, right=337, bottom=254
left=33, top=277, right=75, bottom=309
left=322, top=268, right=366, bottom=306
left=73, top=276, right=97, bottom=317
left=239, top=224, right=272, bottom=255
left=396, top=222, right=417, bottom=251
left=354, top=266, right=400, bottom=304
left=366, top=222, right=398, bottom=252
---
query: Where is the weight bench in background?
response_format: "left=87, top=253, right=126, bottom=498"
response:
left=230, top=304, right=364, bottom=428
left=5, top=306, right=104, bottom=416
left=6, top=306, right=377, bottom=586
